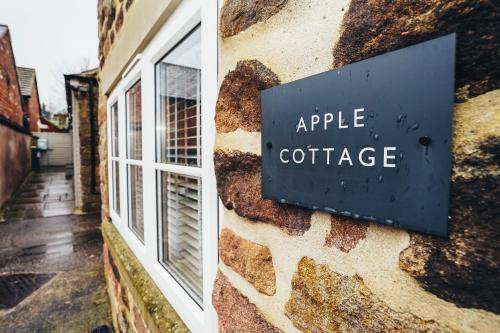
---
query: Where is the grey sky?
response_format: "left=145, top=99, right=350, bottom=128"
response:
left=0, top=0, right=98, bottom=111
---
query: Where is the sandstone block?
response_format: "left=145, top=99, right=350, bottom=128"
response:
left=212, top=271, right=282, bottom=333
left=285, top=257, right=451, bottom=333
left=324, top=216, right=368, bottom=253
left=215, top=150, right=312, bottom=235
left=219, top=228, right=276, bottom=295
left=333, top=0, right=500, bottom=100
left=215, top=60, right=280, bottom=133
left=220, top=0, right=289, bottom=38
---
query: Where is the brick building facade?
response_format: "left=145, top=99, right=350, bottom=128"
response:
left=0, top=24, right=32, bottom=209
left=97, top=1, right=500, bottom=332
left=17, top=66, right=41, bottom=132
left=0, top=25, right=24, bottom=127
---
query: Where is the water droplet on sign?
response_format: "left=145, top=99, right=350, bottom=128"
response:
left=411, top=122, right=420, bottom=130
left=315, top=106, right=319, bottom=112
left=280, top=198, right=286, bottom=203
left=378, top=175, right=383, bottom=183
left=373, top=134, right=379, bottom=141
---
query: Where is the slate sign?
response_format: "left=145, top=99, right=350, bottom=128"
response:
left=261, top=34, right=456, bottom=236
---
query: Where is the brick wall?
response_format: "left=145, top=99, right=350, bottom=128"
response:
left=0, top=125, right=31, bottom=209
left=0, top=26, right=23, bottom=126
left=27, top=79, right=40, bottom=132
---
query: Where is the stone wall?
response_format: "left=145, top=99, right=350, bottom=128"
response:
left=213, top=1, right=500, bottom=332
left=71, top=79, right=101, bottom=213
left=27, top=80, right=40, bottom=132
left=96, top=1, right=187, bottom=332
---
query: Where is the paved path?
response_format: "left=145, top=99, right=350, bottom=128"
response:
left=1, top=167, right=74, bottom=222
left=0, top=169, right=111, bottom=332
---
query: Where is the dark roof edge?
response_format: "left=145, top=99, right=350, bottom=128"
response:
left=0, top=114, right=32, bottom=136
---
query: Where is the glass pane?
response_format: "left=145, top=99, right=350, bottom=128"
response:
left=158, top=171, right=202, bottom=305
left=156, top=26, right=201, bottom=166
left=112, top=161, right=120, bottom=215
left=111, top=103, right=119, bottom=157
left=127, top=80, right=142, bottom=160
left=128, top=165, right=143, bottom=241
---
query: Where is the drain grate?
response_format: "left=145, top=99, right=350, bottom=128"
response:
left=0, top=273, right=54, bottom=309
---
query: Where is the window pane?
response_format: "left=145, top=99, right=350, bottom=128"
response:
left=127, top=80, right=142, bottom=160
left=156, top=26, right=201, bottom=166
left=111, top=103, right=119, bottom=157
left=112, top=161, right=120, bottom=215
left=128, top=165, right=144, bottom=241
left=158, top=171, right=202, bottom=305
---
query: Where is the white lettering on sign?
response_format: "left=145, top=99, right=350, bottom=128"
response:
left=338, top=148, right=353, bottom=166
left=359, top=147, right=375, bottom=166
left=383, top=147, right=397, bottom=168
left=280, top=149, right=290, bottom=164
left=354, top=108, right=365, bottom=127
left=279, top=107, right=399, bottom=167
left=292, top=149, right=305, bottom=164
left=322, top=147, right=335, bottom=165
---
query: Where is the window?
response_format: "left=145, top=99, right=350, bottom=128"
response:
left=106, top=6, right=218, bottom=331
left=126, top=80, right=144, bottom=241
left=110, top=103, right=120, bottom=215
left=156, top=26, right=203, bottom=305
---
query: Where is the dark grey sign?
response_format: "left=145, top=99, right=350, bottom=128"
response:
left=261, top=34, right=456, bottom=236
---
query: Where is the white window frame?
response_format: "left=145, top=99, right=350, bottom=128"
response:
left=109, top=100, right=121, bottom=217
left=106, top=1, right=219, bottom=332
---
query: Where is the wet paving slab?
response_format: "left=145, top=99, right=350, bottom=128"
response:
left=0, top=213, right=112, bottom=332
left=0, top=168, right=75, bottom=222
left=0, top=168, right=112, bottom=332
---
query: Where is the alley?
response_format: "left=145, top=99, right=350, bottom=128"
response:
left=0, top=168, right=111, bottom=332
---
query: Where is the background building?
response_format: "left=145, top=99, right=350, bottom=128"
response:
left=65, top=68, right=101, bottom=214
left=16, top=66, right=41, bottom=132
left=97, top=1, right=500, bottom=332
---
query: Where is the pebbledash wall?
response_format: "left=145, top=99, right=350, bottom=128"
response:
left=98, top=1, right=500, bottom=332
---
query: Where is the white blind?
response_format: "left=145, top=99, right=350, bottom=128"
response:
left=129, top=165, right=144, bottom=241
left=127, top=80, right=142, bottom=160
left=158, top=63, right=201, bottom=166
left=111, top=103, right=119, bottom=157
left=160, top=172, right=202, bottom=302
left=112, top=161, right=120, bottom=215
left=155, top=25, right=203, bottom=306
